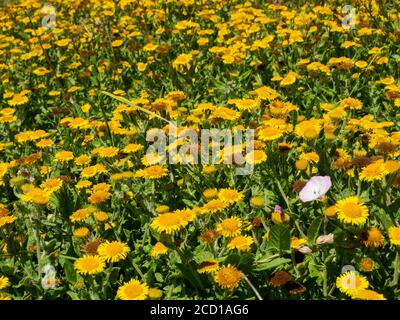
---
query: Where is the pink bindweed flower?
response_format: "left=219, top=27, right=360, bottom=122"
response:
left=299, top=176, right=332, bottom=203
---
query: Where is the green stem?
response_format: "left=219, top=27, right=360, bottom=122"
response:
left=242, top=273, right=263, bottom=300
left=392, top=251, right=400, bottom=287
left=276, top=180, right=306, bottom=238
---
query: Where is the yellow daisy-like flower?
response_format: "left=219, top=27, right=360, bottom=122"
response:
left=250, top=196, right=264, bottom=207
left=20, top=187, right=50, bottom=205
left=336, top=196, right=369, bottom=225
left=218, top=188, right=244, bottom=204
left=359, top=258, right=374, bottom=272
left=97, top=241, right=130, bottom=263
left=155, top=205, right=170, bottom=214
left=69, top=208, right=93, bottom=223
left=148, top=288, right=162, bottom=299
left=40, top=178, right=63, bottom=194
left=8, top=94, right=28, bottom=106
left=150, top=242, right=168, bottom=257
left=150, top=212, right=187, bottom=234
left=73, top=227, right=90, bottom=238
left=388, top=226, right=400, bottom=246
left=122, top=143, right=144, bottom=154
left=257, top=127, right=283, bottom=142
left=351, top=289, right=386, bottom=300
left=336, top=271, right=369, bottom=295
left=361, top=227, right=384, bottom=247
left=75, top=180, right=92, bottom=190
left=290, top=236, right=307, bottom=249
left=245, top=150, right=267, bottom=164
left=214, top=265, right=242, bottom=290
left=117, top=279, right=149, bottom=300
left=216, top=217, right=242, bottom=238
left=359, top=160, right=388, bottom=181
left=0, top=294, right=11, bottom=300
left=272, top=211, right=290, bottom=224
left=74, top=255, right=105, bottom=275
left=0, top=276, right=10, bottom=290
left=36, top=139, right=54, bottom=149
left=54, top=151, right=74, bottom=163
left=93, top=211, right=109, bottom=222
left=227, top=235, right=254, bottom=252
left=200, top=199, right=228, bottom=214
left=135, top=165, right=168, bottom=179
left=198, top=259, right=220, bottom=274
left=74, top=155, right=91, bottom=166
left=92, top=146, right=119, bottom=158
left=339, top=97, right=363, bottom=110
left=203, top=188, right=218, bottom=199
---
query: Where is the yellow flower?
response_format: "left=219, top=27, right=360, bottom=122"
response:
left=272, top=211, right=290, bottom=224
left=336, top=271, right=369, bottom=296
left=290, top=236, right=307, bottom=249
left=0, top=276, right=10, bottom=290
left=359, top=258, right=374, bottom=272
left=111, top=39, right=123, bottom=47
left=203, top=188, right=218, bottom=199
left=336, top=196, right=369, bottom=225
left=69, top=208, right=93, bottom=223
left=40, top=178, right=63, bottom=193
left=36, top=139, right=54, bottom=148
left=227, top=235, right=254, bottom=252
left=388, top=226, right=400, bottom=246
left=135, top=165, right=168, bottom=179
left=20, top=188, right=50, bottom=205
left=150, top=212, right=187, bottom=234
left=216, top=217, right=242, bottom=238
left=73, top=227, right=90, bottom=238
left=339, top=97, right=363, bottom=110
left=351, top=289, right=386, bottom=300
left=361, top=227, right=384, bottom=247
left=200, top=199, right=228, bottom=214
left=250, top=196, right=264, bottom=207
left=92, top=146, right=119, bottom=158
left=214, top=265, right=242, bottom=290
left=245, top=150, right=267, bottom=164
left=74, top=255, right=105, bottom=275
left=150, top=242, right=168, bottom=257
left=93, top=211, right=109, bottom=222
left=55, top=151, right=74, bottom=163
left=198, top=259, right=220, bottom=274
left=8, top=94, right=28, bottom=106
left=218, top=189, right=244, bottom=204
left=117, top=279, right=149, bottom=300
left=280, top=71, right=298, bottom=86
left=97, top=241, right=130, bottom=263
left=359, top=160, right=388, bottom=181
left=148, top=288, right=162, bottom=299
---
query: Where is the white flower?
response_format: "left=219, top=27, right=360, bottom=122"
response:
left=299, top=176, right=332, bottom=202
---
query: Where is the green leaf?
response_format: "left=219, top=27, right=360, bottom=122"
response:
left=375, top=208, right=394, bottom=230
left=237, top=253, right=255, bottom=273
left=63, top=260, right=77, bottom=283
left=268, top=225, right=291, bottom=253
left=155, top=272, right=164, bottom=282
left=66, top=291, right=80, bottom=300
left=307, top=217, right=323, bottom=245
left=254, top=258, right=291, bottom=271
